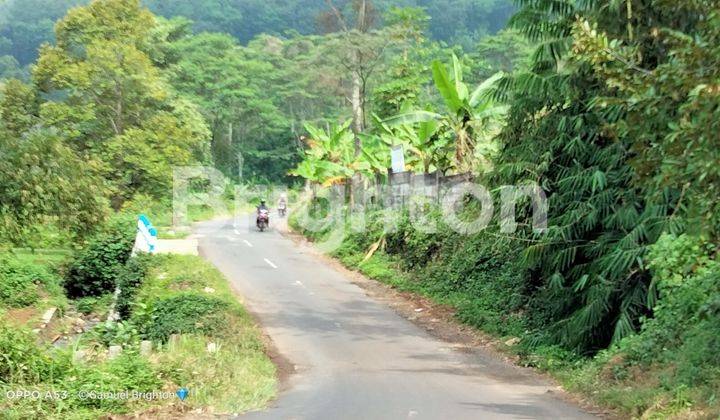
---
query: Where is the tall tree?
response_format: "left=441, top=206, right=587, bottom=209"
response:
left=0, top=80, right=106, bottom=243
left=32, top=0, right=210, bottom=205
left=371, top=6, right=432, bottom=118
left=320, top=0, right=390, bottom=153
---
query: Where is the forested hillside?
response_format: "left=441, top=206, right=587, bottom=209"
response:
left=143, top=0, right=514, bottom=46
left=0, top=0, right=514, bottom=74
left=1, top=0, right=520, bottom=182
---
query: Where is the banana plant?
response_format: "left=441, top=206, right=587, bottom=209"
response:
left=383, top=53, right=507, bottom=170
left=371, top=112, right=453, bottom=174
left=290, top=159, right=352, bottom=186
left=357, top=131, right=392, bottom=178
left=290, top=120, right=389, bottom=186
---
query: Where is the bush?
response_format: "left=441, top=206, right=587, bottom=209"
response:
left=599, top=234, right=720, bottom=405
left=0, top=255, right=60, bottom=307
left=141, top=294, right=230, bottom=342
left=64, top=214, right=135, bottom=298
left=364, top=208, right=529, bottom=337
left=628, top=234, right=720, bottom=363
left=76, top=296, right=102, bottom=315
left=115, top=254, right=153, bottom=320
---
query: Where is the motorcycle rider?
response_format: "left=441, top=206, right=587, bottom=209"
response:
left=277, top=194, right=287, bottom=216
left=257, top=199, right=268, bottom=213
left=257, top=199, right=269, bottom=228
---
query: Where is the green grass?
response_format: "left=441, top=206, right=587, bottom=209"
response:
left=74, top=294, right=114, bottom=317
left=131, top=254, right=277, bottom=413
left=153, top=334, right=276, bottom=413
left=0, top=250, right=70, bottom=316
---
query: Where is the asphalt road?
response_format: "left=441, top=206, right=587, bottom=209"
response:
left=195, top=217, right=595, bottom=420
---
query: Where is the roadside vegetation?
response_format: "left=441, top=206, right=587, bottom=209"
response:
left=1, top=219, right=275, bottom=418
left=293, top=210, right=720, bottom=418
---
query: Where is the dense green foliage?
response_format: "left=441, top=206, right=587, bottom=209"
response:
left=141, top=294, right=230, bottom=342
left=0, top=0, right=85, bottom=66
left=0, top=319, right=163, bottom=415
left=336, top=211, right=529, bottom=337
left=166, top=31, right=301, bottom=182
left=115, top=253, right=152, bottom=319
left=0, top=0, right=215, bottom=246
left=64, top=214, right=135, bottom=297
left=0, top=318, right=70, bottom=384
left=626, top=235, right=720, bottom=385
left=145, top=0, right=515, bottom=48
left=1, top=253, right=276, bottom=417
left=489, top=0, right=719, bottom=354
left=288, top=0, right=720, bottom=416
left=33, top=0, right=211, bottom=204
left=0, top=81, right=108, bottom=244
left=0, top=0, right=515, bottom=81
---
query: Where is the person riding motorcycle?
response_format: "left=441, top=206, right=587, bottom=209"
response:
left=256, top=200, right=270, bottom=229
left=277, top=194, right=287, bottom=217
left=257, top=199, right=268, bottom=213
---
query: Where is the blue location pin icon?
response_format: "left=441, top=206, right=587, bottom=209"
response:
left=176, top=387, right=189, bottom=401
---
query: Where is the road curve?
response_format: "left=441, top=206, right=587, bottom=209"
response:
left=195, top=217, right=595, bottom=420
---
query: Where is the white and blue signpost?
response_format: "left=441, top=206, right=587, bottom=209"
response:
left=132, top=214, right=158, bottom=255
left=109, top=215, right=159, bottom=323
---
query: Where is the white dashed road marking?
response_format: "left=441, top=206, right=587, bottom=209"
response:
left=264, top=258, right=278, bottom=269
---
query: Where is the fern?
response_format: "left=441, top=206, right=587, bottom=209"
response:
left=492, top=0, right=682, bottom=352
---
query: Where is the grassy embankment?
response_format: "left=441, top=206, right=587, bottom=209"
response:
left=1, top=210, right=276, bottom=419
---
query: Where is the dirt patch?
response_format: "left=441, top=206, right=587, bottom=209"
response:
left=259, top=330, right=296, bottom=391
left=5, top=306, right=39, bottom=326
left=111, top=402, right=217, bottom=419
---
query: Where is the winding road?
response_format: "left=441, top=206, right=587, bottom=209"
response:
left=195, top=217, right=595, bottom=420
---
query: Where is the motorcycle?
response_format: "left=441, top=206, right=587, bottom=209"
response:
left=257, top=209, right=270, bottom=232
left=278, top=202, right=287, bottom=217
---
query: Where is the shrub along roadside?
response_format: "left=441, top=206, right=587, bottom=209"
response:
left=129, top=254, right=277, bottom=413
left=141, top=294, right=230, bottom=343
left=115, top=253, right=153, bottom=320
left=64, top=214, right=136, bottom=298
